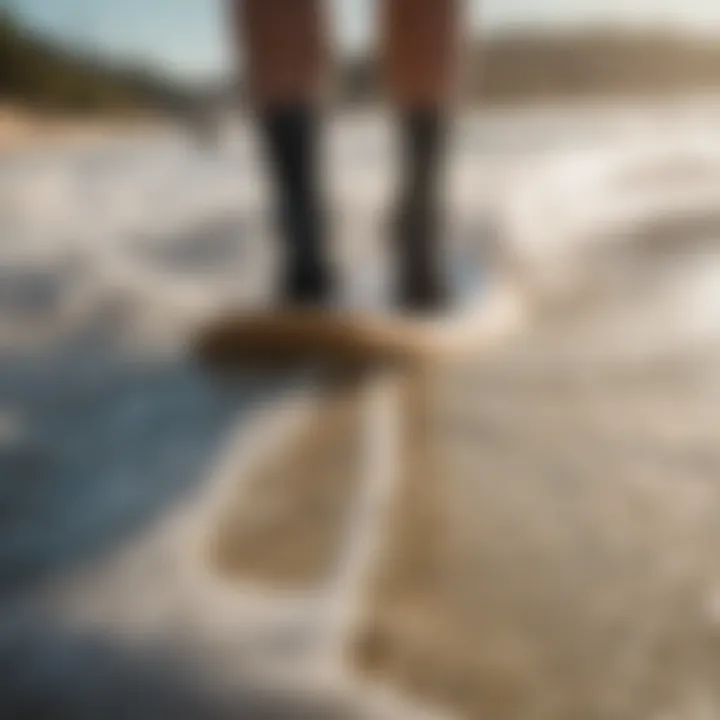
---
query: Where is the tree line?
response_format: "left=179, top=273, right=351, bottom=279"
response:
left=0, top=10, right=190, bottom=114
left=4, top=9, right=720, bottom=114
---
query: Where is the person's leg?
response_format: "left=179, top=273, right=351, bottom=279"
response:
left=382, top=0, right=461, bottom=310
left=231, top=0, right=332, bottom=304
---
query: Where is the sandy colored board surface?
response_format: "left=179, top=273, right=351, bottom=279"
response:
left=211, top=376, right=366, bottom=589
left=191, top=292, right=517, bottom=370
left=193, top=309, right=444, bottom=369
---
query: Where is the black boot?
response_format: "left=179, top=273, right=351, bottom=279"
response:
left=395, top=109, right=449, bottom=312
left=259, top=106, right=333, bottom=306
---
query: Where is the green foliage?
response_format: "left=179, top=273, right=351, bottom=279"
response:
left=0, top=10, right=188, bottom=114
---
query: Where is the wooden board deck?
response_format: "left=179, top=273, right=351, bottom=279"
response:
left=193, top=308, right=451, bottom=369
left=191, top=286, right=521, bottom=371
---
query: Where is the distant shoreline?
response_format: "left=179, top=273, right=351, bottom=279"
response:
left=0, top=105, right=163, bottom=152
left=4, top=89, right=720, bottom=154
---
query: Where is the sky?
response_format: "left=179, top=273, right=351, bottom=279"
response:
left=10, top=0, right=720, bottom=82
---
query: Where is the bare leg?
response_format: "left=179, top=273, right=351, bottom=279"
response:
left=231, top=0, right=332, bottom=303
left=382, top=0, right=462, bottom=310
